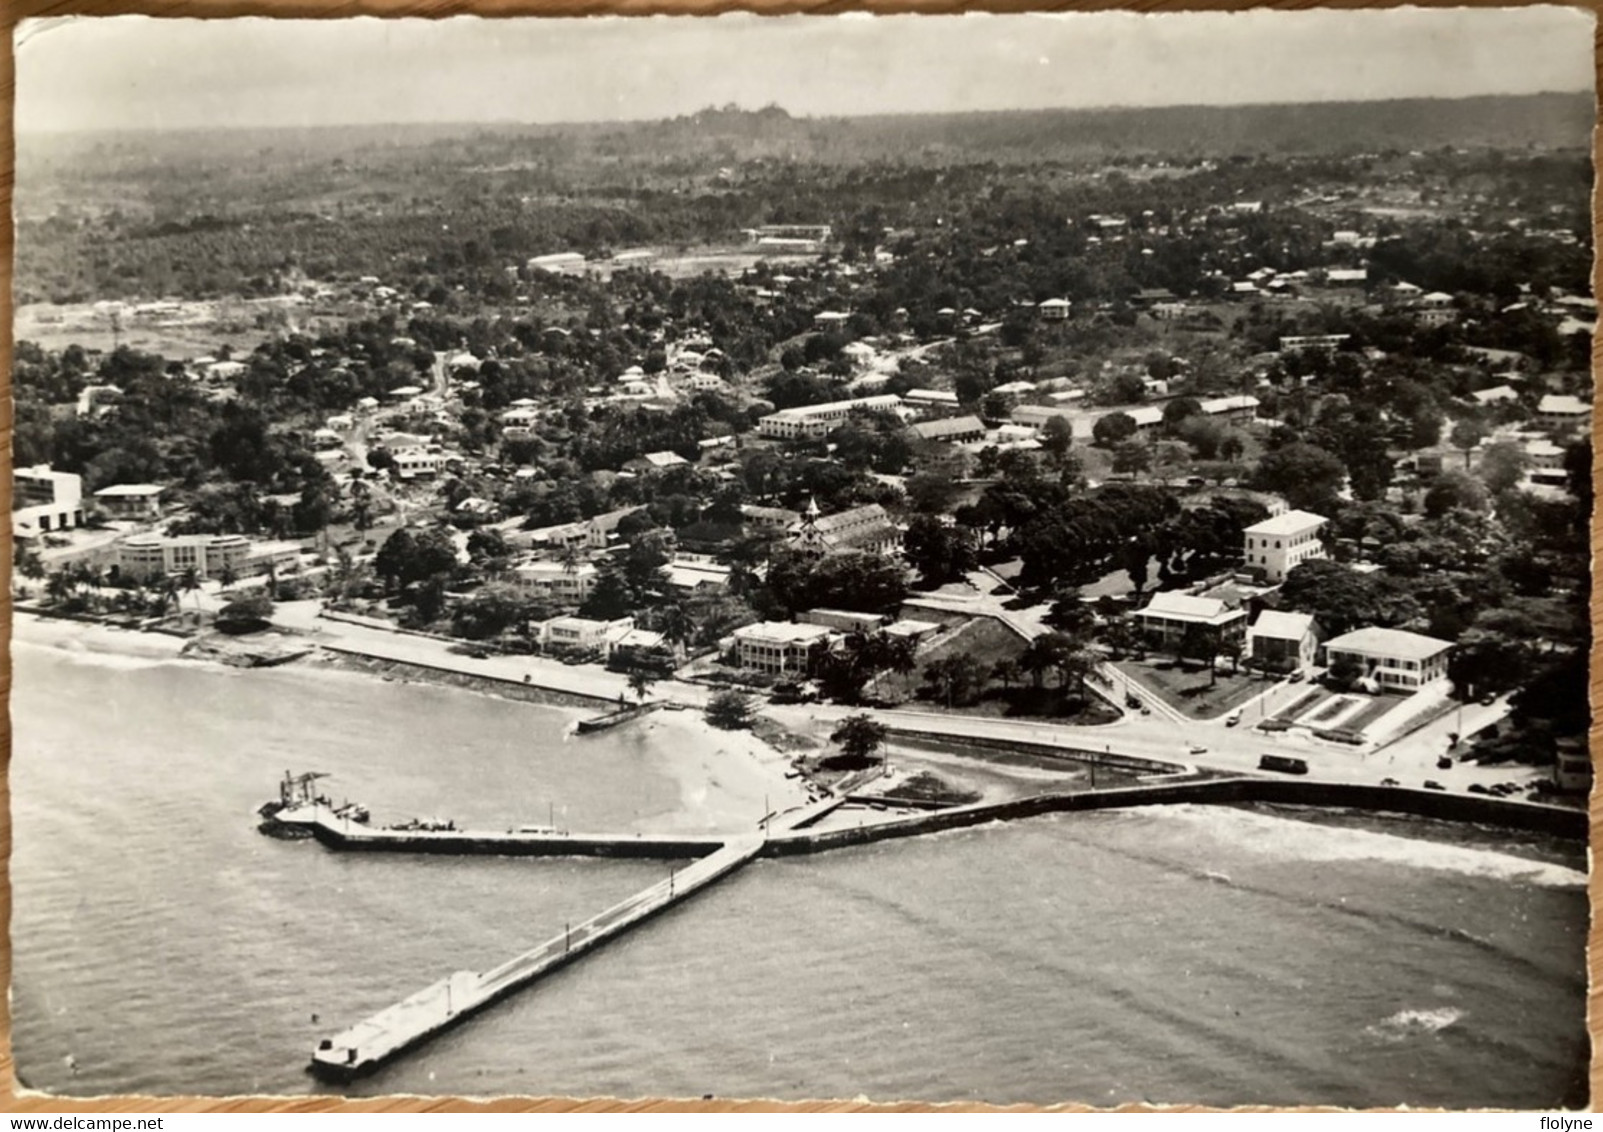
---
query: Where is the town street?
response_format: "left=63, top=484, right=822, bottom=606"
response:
left=255, top=599, right=1527, bottom=795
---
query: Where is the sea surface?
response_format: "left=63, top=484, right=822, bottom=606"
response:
left=11, top=636, right=1591, bottom=1107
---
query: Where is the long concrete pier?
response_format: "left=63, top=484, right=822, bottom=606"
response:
left=296, top=770, right=1582, bottom=1083
left=310, top=833, right=765, bottom=1081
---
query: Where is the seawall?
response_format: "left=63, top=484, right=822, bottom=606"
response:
left=884, top=726, right=1188, bottom=776
left=316, top=646, right=616, bottom=710
left=761, top=777, right=1586, bottom=857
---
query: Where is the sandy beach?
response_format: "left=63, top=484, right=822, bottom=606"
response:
left=12, top=610, right=189, bottom=660
left=627, top=708, right=812, bottom=833
left=13, top=610, right=808, bottom=837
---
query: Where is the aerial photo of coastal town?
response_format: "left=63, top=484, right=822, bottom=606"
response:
left=8, top=9, right=1595, bottom=1111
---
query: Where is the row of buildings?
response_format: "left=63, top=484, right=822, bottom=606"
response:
left=1129, top=508, right=1451, bottom=691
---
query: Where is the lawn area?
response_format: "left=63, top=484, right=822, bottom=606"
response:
left=880, top=615, right=1119, bottom=724
left=877, top=616, right=1025, bottom=702
left=1114, top=656, right=1274, bottom=720
left=1341, top=693, right=1405, bottom=734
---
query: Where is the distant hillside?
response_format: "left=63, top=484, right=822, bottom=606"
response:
left=20, top=91, right=1593, bottom=176
left=840, top=93, right=1596, bottom=160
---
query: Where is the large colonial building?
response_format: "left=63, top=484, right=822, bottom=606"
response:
left=114, top=533, right=302, bottom=584
left=788, top=499, right=901, bottom=558
left=1242, top=510, right=1328, bottom=583
left=1132, top=591, right=1248, bottom=651
left=1320, top=627, right=1452, bottom=691
left=757, top=395, right=903, bottom=441
left=732, top=621, right=834, bottom=676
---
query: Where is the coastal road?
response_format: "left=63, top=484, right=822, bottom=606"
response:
left=272, top=600, right=714, bottom=707
left=265, top=600, right=1524, bottom=795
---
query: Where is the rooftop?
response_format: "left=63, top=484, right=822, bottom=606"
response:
left=1139, top=590, right=1242, bottom=624
left=1251, top=610, right=1316, bottom=641
left=1324, top=627, right=1453, bottom=661
left=734, top=621, right=835, bottom=644
left=1539, top=394, right=1590, bottom=415
left=1243, top=509, right=1328, bottom=537
left=94, top=483, right=166, bottom=498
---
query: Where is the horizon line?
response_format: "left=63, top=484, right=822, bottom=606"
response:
left=16, top=88, right=1595, bottom=138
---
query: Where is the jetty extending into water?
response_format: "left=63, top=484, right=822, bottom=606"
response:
left=288, top=765, right=1582, bottom=1084
left=310, top=833, right=765, bottom=1081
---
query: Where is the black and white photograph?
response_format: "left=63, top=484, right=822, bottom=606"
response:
left=8, top=9, right=1595, bottom=1108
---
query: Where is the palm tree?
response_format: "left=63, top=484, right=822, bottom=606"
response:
left=178, top=566, right=203, bottom=617
left=990, top=658, right=1021, bottom=694
left=218, top=563, right=238, bottom=590
left=45, top=570, right=74, bottom=606
left=656, top=603, right=695, bottom=658
left=627, top=668, right=655, bottom=704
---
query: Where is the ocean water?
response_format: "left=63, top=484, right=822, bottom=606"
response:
left=10, top=638, right=1590, bottom=1107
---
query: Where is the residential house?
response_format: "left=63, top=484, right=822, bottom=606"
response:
left=1247, top=610, right=1321, bottom=674
left=1324, top=268, right=1369, bottom=286
left=1553, top=736, right=1592, bottom=794
left=1469, top=385, right=1520, bottom=408
left=1038, top=298, right=1072, bottom=321
left=1320, top=627, right=1452, bottom=691
left=624, top=451, right=690, bottom=474
left=1537, top=394, right=1591, bottom=434
left=1416, top=291, right=1456, bottom=327
left=741, top=504, right=802, bottom=533
left=391, top=448, right=443, bottom=480
left=661, top=555, right=731, bottom=595
left=511, top=560, right=598, bottom=604
left=536, top=615, right=633, bottom=653
left=1132, top=591, right=1248, bottom=651
left=93, top=483, right=166, bottom=520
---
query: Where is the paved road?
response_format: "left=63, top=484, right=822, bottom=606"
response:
left=264, top=599, right=1526, bottom=795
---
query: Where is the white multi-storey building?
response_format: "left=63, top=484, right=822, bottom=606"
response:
left=14, top=465, right=84, bottom=535
left=757, top=395, right=904, bottom=441
left=732, top=621, right=834, bottom=676
left=1242, top=509, right=1328, bottom=583
left=114, top=533, right=302, bottom=583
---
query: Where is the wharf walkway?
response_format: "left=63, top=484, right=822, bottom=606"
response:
left=311, top=833, right=764, bottom=1081
left=290, top=804, right=727, bottom=859
left=304, top=787, right=847, bottom=1082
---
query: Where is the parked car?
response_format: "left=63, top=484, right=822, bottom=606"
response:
left=1467, top=783, right=1491, bottom=795
left=1436, top=756, right=1453, bottom=770
left=1380, top=777, right=1400, bottom=787
left=1423, top=780, right=1446, bottom=791
left=1478, top=692, right=1498, bottom=705
left=1188, top=744, right=1208, bottom=755
left=1225, top=709, right=1242, bottom=727
left=1288, top=670, right=1306, bottom=683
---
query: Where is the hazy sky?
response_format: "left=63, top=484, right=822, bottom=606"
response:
left=16, top=8, right=1596, bottom=132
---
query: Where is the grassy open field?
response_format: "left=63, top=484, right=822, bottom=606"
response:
left=1115, top=656, right=1271, bottom=719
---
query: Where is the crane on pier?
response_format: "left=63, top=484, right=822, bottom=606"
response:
left=280, top=770, right=332, bottom=809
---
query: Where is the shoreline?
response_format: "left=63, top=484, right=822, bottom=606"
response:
left=14, top=609, right=808, bottom=837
